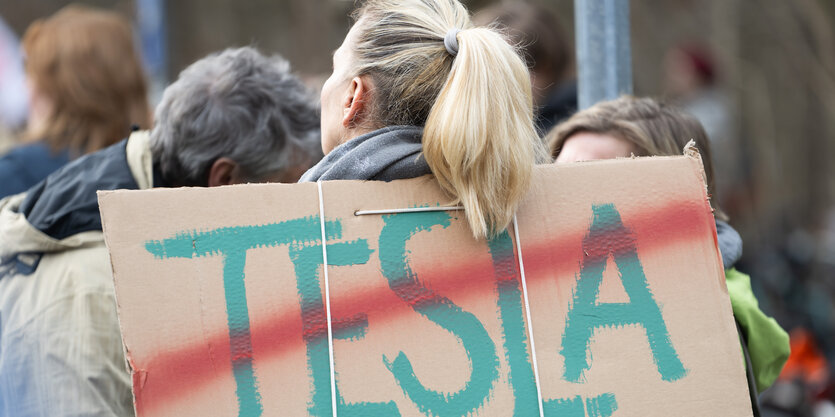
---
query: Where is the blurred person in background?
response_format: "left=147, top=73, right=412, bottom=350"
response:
left=0, top=15, right=28, bottom=153
left=0, top=5, right=151, bottom=199
left=0, top=46, right=320, bottom=416
left=474, top=1, right=577, bottom=135
left=663, top=43, right=747, bottom=214
left=548, top=96, right=790, bottom=412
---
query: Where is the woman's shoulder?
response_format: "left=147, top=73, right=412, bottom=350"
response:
left=0, top=142, right=72, bottom=197
left=1, top=142, right=64, bottom=163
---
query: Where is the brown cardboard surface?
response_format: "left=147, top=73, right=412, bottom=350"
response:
left=98, top=155, right=752, bottom=417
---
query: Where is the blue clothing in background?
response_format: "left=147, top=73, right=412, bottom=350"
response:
left=0, top=142, right=71, bottom=199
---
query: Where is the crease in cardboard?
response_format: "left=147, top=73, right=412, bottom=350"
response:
left=196, top=264, right=221, bottom=378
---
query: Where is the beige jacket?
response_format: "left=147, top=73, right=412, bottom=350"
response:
left=0, top=132, right=152, bottom=416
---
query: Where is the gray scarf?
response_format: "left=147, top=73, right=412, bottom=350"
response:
left=716, top=220, right=743, bottom=269
left=299, top=125, right=431, bottom=182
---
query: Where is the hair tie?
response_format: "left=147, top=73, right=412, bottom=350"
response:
left=444, top=28, right=461, bottom=57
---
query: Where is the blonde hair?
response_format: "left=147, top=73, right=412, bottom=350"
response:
left=352, top=0, right=546, bottom=239
left=547, top=96, right=728, bottom=221
left=22, top=4, right=151, bottom=154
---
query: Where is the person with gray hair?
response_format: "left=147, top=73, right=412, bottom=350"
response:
left=152, top=46, right=320, bottom=186
left=0, top=46, right=319, bottom=416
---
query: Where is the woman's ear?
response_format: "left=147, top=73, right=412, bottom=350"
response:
left=342, top=76, right=370, bottom=129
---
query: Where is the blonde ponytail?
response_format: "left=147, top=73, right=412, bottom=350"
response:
left=423, top=28, right=543, bottom=238
left=352, top=0, right=547, bottom=239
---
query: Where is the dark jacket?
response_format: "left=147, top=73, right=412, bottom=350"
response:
left=18, top=139, right=137, bottom=241
left=535, top=80, right=578, bottom=136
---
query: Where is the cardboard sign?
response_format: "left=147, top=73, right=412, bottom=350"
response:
left=99, top=155, right=752, bottom=417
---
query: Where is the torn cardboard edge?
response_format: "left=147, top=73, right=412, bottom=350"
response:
left=97, top=189, right=143, bottom=415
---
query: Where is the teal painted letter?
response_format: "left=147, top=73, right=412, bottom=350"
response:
left=289, top=239, right=400, bottom=417
left=489, top=232, right=540, bottom=416
left=543, top=394, right=617, bottom=417
left=560, top=203, right=686, bottom=383
left=379, top=212, right=500, bottom=417
left=543, top=396, right=584, bottom=416
left=586, top=393, right=618, bottom=417
left=146, top=216, right=336, bottom=417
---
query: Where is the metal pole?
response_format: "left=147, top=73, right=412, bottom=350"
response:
left=574, top=0, right=633, bottom=110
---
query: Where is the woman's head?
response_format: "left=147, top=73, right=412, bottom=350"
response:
left=320, top=0, right=472, bottom=152
left=321, top=0, right=545, bottom=239
left=22, top=5, right=150, bottom=154
left=548, top=96, right=727, bottom=220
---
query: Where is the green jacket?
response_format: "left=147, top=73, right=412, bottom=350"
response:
left=726, top=268, right=790, bottom=392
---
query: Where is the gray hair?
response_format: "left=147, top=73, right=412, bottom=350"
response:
left=150, top=47, right=321, bottom=185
